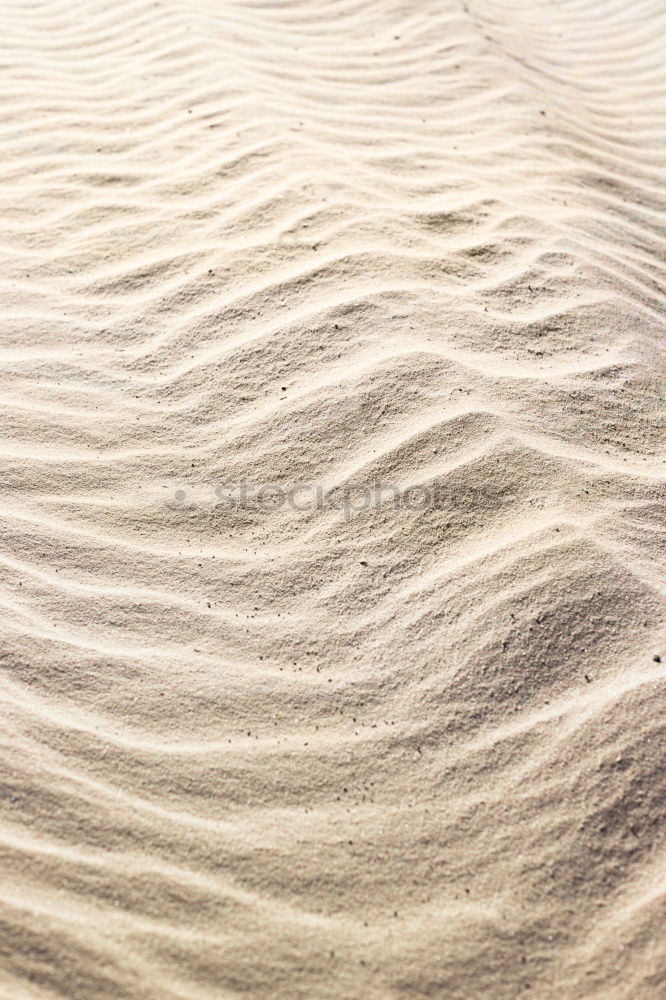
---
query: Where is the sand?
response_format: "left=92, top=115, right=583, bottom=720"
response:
left=1, top=0, right=665, bottom=997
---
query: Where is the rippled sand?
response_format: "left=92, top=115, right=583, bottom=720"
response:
left=1, top=0, right=665, bottom=997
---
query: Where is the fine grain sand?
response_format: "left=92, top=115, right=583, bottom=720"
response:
left=1, top=0, right=666, bottom=997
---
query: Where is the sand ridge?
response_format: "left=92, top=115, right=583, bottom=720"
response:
left=1, top=0, right=665, bottom=997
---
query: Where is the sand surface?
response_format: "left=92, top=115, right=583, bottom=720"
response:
left=1, top=0, right=666, bottom=997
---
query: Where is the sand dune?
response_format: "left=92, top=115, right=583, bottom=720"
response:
left=1, top=0, right=665, bottom=997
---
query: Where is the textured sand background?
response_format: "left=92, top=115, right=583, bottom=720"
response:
left=1, top=0, right=666, bottom=997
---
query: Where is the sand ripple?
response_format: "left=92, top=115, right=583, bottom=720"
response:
left=1, top=0, right=665, bottom=996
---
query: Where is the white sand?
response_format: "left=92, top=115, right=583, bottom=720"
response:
left=1, top=0, right=665, bottom=997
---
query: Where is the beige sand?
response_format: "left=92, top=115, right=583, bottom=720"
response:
left=1, top=0, right=665, bottom=997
